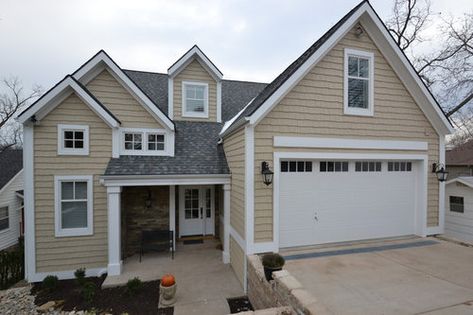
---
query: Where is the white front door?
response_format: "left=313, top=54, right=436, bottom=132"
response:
left=179, top=186, right=215, bottom=237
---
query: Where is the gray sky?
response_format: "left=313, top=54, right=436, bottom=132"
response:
left=0, top=0, right=471, bottom=91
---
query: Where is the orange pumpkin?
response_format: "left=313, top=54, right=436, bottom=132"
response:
left=161, top=274, right=176, bottom=287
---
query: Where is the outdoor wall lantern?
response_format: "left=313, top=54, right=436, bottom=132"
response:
left=145, top=190, right=152, bottom=209
left=432, top=163, right=448, bottom=182
left=261, top=161, right=274, bottom=186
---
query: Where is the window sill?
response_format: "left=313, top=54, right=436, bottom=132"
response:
left=55, top=228, right=93, bottom=238
left=344, top=108, right=374, bottom=117
left=182, top=112, right=209, bottom=119
left=57, top=150, right=89, bottom=156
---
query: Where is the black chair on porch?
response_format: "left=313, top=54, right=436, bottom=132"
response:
left=139, top=229, right=174, bottom=262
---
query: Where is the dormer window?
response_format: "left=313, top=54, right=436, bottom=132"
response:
left=344, top=48, right=374, bottom=116
left=182, top=81, right=208, bottom=118
left=121, top=128, right=169, bottom=156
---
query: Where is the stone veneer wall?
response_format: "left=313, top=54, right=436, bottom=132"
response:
left=122, top=186, right=170, bottom=257
left=247, top=255, right=330, bottom=315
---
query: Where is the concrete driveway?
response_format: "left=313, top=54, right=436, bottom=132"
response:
left=284, top=238, right=473, bottom=315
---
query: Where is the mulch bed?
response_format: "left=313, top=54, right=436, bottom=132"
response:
left=31, top=275, right=164, bottom=315
left=227, top=296, right=253, bottom=313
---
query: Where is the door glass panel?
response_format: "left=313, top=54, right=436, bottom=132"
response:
left=205, top=189, right=211, bottom=218
left=184, top=189, right=200, bottom=219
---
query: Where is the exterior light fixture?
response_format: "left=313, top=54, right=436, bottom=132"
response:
left=261, top=161, right=274, bottom=186
left=432, top=163, right=448, bottom=182
left=145, top=190, right=152, bottom=209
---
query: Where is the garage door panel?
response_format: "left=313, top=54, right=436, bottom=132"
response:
left=280, top=160, right=416, bottom=248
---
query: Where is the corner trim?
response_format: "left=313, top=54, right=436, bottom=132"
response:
left=273, top=136, right=428, bottom=151
left=245, top=125, right=255, bottom=254
left=24, top=126, right=35, bottom=281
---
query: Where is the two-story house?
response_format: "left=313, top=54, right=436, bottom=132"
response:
left=18, top=1, right=453, bottom=290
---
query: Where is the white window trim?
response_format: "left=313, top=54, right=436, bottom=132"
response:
left=120, top=128, right=173, bottom=156
left=0, top=202, right=10, bottom=233
left=54, top=175, right=93, bottom=237
left=344, top=48, right=374, bottom=116
left=182, top=81, right=209, bottom=118
left=57, top=124, right=89, bottom=156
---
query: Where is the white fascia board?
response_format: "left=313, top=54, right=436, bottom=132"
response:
left=247, top=3, right=367, bottom=126
left=100, top=174, right=231, bottom=187
left=359, top=8, right=453, bottom=135
left=246, top=2, right=453, bottom=136
left=168, top=46, right=223, bottom=81
left=446, top=177, right=473, bottom=189
left=18, top=77, right=120, bottom=128
left=274, top=136, right=428, bottom=151
left=72, top=51, right=175, bottom=131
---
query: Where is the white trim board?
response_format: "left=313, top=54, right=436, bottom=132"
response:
left=18, top=76, right=120, bottom=128
left=245, top=2, right=452, bottom=136
left=23, top=126, right=35, bottom=281
left=262, top=151, right=430, bottom=253
left=446, top=177, right=473, bottom=189
left=168, top=45, right=223, bottom=81
left=274, top=136, right=428, bottom=151
left=244, top=125, right=255, bottom=254
left=101, top=174, right=231, bottom=187
left=0, top=169, right=23, bottom=197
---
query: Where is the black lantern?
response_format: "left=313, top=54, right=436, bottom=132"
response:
left=261, top=161, right=274, bottom=186
left=432, top=163, right=448, bottom=182
left=145, top=190, right=152, bottom=209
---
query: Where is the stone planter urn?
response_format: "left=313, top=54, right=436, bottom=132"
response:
left=159, top=274, right=177, bottom=307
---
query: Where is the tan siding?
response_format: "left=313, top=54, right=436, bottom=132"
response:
left=253, top=26, right=440, bottom=242
left=86, top=69, right=163, bottom=128
left=34, top=93, right=112, bottom=272
left=224, top=129, right=246, bottom=238
left=173, top=60, right=217, bottom=122
left=230, top=236, right=245, bottom=287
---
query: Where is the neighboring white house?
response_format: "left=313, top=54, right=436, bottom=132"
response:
left=445, top=177, right=473, bottom=244
left=0, top=149, right=24, bottom=250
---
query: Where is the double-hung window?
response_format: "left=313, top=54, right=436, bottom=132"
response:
left=182, top=81, right=208, bottom=118
left=57, top=124, right=89, bottom=155
left=0, top=205, right=9, bottom=232
left=344, top=49, right=374, bottom=116
left=55, top=175, right=93, bottom=237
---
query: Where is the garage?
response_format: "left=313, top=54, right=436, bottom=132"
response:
left=279, top=159, right=418, bottom=248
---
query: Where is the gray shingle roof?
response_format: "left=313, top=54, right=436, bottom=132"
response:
left=104, top=121, right=229, bottom=175
left=0, top=149, right=23, bottom=190
left=124, top=70, right=266, bottom=122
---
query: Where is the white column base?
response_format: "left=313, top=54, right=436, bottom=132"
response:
left=222, top=251, right=230, bottom=264
left=107, top=262, right=123, bottom=276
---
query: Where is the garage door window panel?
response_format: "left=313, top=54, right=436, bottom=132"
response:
left=320, top=161, right=348, bottom=172
left=281, top=161, right=312, bottom=173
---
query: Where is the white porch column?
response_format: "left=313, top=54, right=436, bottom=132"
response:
left=107, top=186, right=122, bottom=276
left=169, top=185, right=176, bottom=251
left=223, top=184, right=231, bottom=263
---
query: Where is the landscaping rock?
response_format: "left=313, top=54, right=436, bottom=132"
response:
left=37, top=301, right=56, bottom=313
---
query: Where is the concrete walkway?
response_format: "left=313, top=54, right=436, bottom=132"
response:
left=284, top=237, right=473, bottom=315
left=103, top=240, right=243, bottom=315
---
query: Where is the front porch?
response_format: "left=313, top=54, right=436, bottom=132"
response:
left=102, top=175, right=232, bottom=278
left=103, top=239, right=243, bottom=314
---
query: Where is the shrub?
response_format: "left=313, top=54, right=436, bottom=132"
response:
left=261, top=253, right=285, bottom=268
left=42, top=275, right=59, bottom=291
left=0, top=245, right=24, bottom=290
left=126, top=277, right=143, bottom=296
left=74, top=268, right=86, bottom=286
left=82, top=281, right=96, bottom=304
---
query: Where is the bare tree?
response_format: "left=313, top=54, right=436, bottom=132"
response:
left=386, top=0, right=473, bottom=146
left=0, top=77, right=42, bottom=152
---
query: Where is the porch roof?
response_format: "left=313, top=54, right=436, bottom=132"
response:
left=104, top=121, right=229, bottom=176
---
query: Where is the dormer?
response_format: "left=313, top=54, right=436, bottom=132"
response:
left=168, top=45, right=223, bottom=123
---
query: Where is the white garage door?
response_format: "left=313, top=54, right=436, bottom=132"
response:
left=280, top=160, right=417, bottom=248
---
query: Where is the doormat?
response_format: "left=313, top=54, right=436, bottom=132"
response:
left=227, top=296, right=253, bottom=313
left=283, top=240, right=439, bottom=261
left=183, top=239, right=203, bottom=245
left=157, top=307, right=174, bottom=315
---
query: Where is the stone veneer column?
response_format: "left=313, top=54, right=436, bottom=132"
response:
left=107, top=186, right=122, bottom=276
left=223, top=184, right=231, bottom=263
